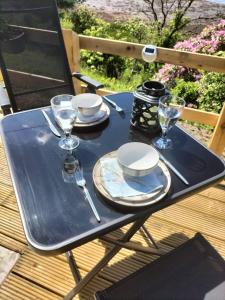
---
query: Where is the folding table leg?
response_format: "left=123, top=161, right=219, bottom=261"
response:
left=64, top=214, right=150, bottom=300
left=66, top=251, right=82, bottom=284
left=99, top=236, right=165, bottom=255
left=139, top=225, right=159, bottom=249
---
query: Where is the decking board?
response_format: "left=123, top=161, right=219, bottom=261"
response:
left=0, top=233, right=25, bottom=254
left=0, top=274, right=62, bottom=300
left=155, top=204, right=225, bottom=240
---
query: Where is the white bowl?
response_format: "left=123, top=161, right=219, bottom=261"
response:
left=72, top=93, right=102, bottom=117
left=117, top=142, right=159, bottom=177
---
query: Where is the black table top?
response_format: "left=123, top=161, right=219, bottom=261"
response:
left=1, top=92, right=225, bottom=255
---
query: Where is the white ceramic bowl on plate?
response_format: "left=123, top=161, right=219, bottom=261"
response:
left=117, top=142, right=159, bottom=177
left=72, top=93, right=103, bottom=117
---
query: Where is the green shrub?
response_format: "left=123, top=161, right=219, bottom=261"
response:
left=70, top=5, right=97, bottom=34
left=172, top=79, right=199, bottom=108
left=79, top=15, right=158, bottom=80
left=197, top=72, right=225, bottom=113
left=66, top=5, right=186, bottom=84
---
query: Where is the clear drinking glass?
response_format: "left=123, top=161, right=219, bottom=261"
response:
left=51, top=94, right=72, bottom=117
left=153, top=95, right=186, bottom=150
left=51, top=94, right=79, bottom=150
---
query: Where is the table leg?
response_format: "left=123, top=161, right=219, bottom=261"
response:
left=99, top=236, right=165, bottom=255
left=139, top=225, right=159, bottom=249
left=64, top=214, right=150, bottom=300
left=66, top=251, right=82, bottom=284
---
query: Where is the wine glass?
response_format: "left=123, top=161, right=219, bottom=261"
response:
left=153, top=95, right=185, bottom=150
left=51, top=94, right=79, bottom=150
left=51, top=94, right=72, bottom=117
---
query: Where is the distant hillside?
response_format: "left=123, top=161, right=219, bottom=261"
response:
left=85, top=0, right=225, bottom=35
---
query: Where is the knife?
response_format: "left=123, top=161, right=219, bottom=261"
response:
left=159, top=153, right=189, bottom=185
left=102, top=96, right=123, bottom=112
left=42, top=110, right=61, bottom=137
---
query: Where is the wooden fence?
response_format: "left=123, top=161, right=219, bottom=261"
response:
left=62, top=29, right=225, bottom=155
left=0, top=26, right=224, bottom=154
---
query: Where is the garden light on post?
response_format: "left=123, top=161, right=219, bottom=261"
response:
left=142, top=45, right=157, bottom=63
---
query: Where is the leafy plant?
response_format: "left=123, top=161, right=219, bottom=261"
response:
left=172, top=79, right=199, bottom=107
left=70, top=10, right=159, bottom=79
left=69, top=5, right=98, bottom=34
left=197, top=72, right=225, bottom=113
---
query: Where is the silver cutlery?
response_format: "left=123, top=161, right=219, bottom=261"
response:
left=74, top=160, right=101, bottom=222
left=42, top=110, right=61, bottom=137
left=102, top=96, right=123, bottom=112
left=158, top=152, right=189, bottom=185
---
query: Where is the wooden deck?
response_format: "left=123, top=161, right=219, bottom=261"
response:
left=0, top=112, right=225, bottom=299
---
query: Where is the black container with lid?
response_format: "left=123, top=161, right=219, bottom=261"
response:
left=131, top=81, right=169, bottom=135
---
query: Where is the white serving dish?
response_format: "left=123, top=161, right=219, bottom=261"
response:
left=117, top=142, right=159, bottom=177
left=72, top=93, right=103, bottom=117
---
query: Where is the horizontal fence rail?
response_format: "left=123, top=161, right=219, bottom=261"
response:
left=79, top=35, right=225, bottom=74
left=69, top=31, right=225, bottom=155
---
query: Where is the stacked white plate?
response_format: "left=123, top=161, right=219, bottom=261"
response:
left=93, top=143, right=171, bottom=208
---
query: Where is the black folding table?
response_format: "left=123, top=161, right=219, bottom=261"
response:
left=1, top=92, right=225, bottom=299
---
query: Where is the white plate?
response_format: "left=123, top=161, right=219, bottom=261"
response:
left=93, top=151, right=171, bottom=208
left=74, top=103, right=110, bottom=128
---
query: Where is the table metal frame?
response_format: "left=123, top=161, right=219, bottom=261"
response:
left=65, top=215, right=161, bottom=300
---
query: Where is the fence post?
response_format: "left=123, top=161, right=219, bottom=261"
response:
left=209, top=102, right=225, bottom=156
left=72, top=31, right=81, bottom=94
left=62, top=29, right=81, bottom=94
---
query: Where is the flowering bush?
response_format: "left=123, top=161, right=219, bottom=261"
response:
left=155, top=64, right=200, bottom=88
left=175, top=19, right=225, bottom=54
left=155, top=20, right=225, bottom=112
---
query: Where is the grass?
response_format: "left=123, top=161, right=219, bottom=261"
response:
left=81, top=67, right=149, bottom=92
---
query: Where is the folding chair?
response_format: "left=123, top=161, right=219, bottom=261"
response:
left=96, top=233, right=225, bottom=300
left=0, top=0, right=103, bottom=115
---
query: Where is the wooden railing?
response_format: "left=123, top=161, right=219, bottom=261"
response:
left=0, top=26, right=224, bottom=154
left=62, top=29, right=225, bottom=155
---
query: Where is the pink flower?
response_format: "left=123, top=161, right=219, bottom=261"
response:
left=155, top=20, right=224, bottom=86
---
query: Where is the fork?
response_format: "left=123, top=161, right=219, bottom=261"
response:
left=102, top=96, right=123, bottom=112
left=74, top=161, right=101, bottom=222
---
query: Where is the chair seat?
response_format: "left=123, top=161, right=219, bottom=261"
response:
left=95, top=233, right=225, bottom=300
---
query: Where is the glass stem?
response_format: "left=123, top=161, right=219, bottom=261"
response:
left=161, top=128, right=167, bottom=141
left=65, top=130, right=72, bottom=145
left=65, top=130, right=71, bottom=138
